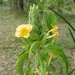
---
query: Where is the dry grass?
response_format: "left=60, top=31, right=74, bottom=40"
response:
left=0, top=6, right=75, bottom=75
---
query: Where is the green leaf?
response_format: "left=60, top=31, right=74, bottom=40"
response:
left=16, top=50, right=29, bottom=75
left=69, top=28, right=75, bottom=43
left=41, top=33, right=49, bottom=45
left=37, top=56, right=46, bottom=75
left=30, top=41, right=40, bottom=53
left=40, top=49, right=49, bottom=62
left=30, top=32, right=40, bottom=40
left=49, top=8, right=75, bottom=32
left=49, top=0, right=52, bottom=3
left=26, top=68, right=34, bottom=75
left=49, top=64, right=56, bottom=72
left=45, top=11, right=57, bottom=30
left=40, top=0, right=42, bottom=2
left=20, top=38, right=32, bottom=46
left=51, top=72, right=59, bottom=75
left=44, top=44, right=69, bottom=73
left=37, top=54, right=43, bottom=68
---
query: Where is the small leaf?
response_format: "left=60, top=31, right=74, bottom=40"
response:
left=44, top=44, right=69, bottom=74
left=30, top=41, right=40, bottom=53
left=49, top=0, right=52, bottom=3
left=45, top=11, right=57, bottom=30
left=51, top=71, right=59, bottom=75
left=16, top=50, right=29, bottom=75
left=20, top=38, right=32, bottom=46
left=40, top=49, right=49, bottom=62
left=37, top=54, right=43, bottom=68
left=49, top=64, right=56, bottom=72
left=30, top=32, right=40, bottom=40
left=41, top=33, right=49, bottom=45
left=37, top=55, right=46, bottom=75
left=40, top=0, right=42, bottom=2
left=26, top=68, right=34, bottom=75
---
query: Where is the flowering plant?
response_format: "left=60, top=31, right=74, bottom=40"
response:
left=15, top=4, right=69, bottom=75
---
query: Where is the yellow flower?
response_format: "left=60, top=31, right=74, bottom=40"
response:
left=15, top=24, right=33, bottom=38
left=47, top=32, right=59, bottom=38
left=48, top=51, right=56, bottom=65
left=47, top=25, right=59, bottom=39
left=36, top=5, right=38, bottom=9
left=48, top=25, right=58, bottom=34
left=30, top=5, right=38, bottom=10
left=50, top=52, right=56, bottom=58
left=45, top=71, right=48, bottom=75
left=51, top=25, right=58, bottom=34
left=53, top=32, right=59, bottom=38
left=35, top=68, right=40, bottom=74
left=30, top=5, right=32, bottom=10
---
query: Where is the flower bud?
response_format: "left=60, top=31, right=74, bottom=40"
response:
left=28, top=4, right=42, bottom=35
left=30, top=5, right=32, bottom=10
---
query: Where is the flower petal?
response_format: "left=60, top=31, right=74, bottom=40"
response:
left=23, top=33, right=29, bottom=38
left=25, top=24, right=33, bottom=32
left=15, top=32, right=22, bottom=38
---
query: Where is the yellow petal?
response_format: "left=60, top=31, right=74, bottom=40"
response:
left=36, top=5, right=38, bottom=9
left=23, top=33, right=29, bottom=38
left=35, top=68, right=40, bottom=74
left=53, top=32, right=59, bottom=38
left=25, top=24, right=33, bottom=32
left=47, top=32, right=59, bottom=39
left=50, top=52, right=56, bottom=58
left=30, top=5, right=32, bottom=10
left=45, top=71, right=48, bottom=75
left=15, top=32, right=22, bottom=38
left=16, top=24, right=25, bottom=31
left=48, top=25, right=58, bottom=34
left=52, top=26, right=58, bottom=33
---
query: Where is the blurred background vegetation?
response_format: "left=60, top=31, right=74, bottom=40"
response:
left=0, top=0, right=75, bottom=13
left=0, top=0, right=75, bottom=75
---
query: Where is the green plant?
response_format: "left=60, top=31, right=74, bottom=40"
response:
left=15, top=4, right=69, bottom=75
left=38, top=0, right=75, bottom=43
left=48, top=7, right=75, bottom=44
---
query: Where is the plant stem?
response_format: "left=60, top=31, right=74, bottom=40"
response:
left=48, top=56, right=52, bottom=65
